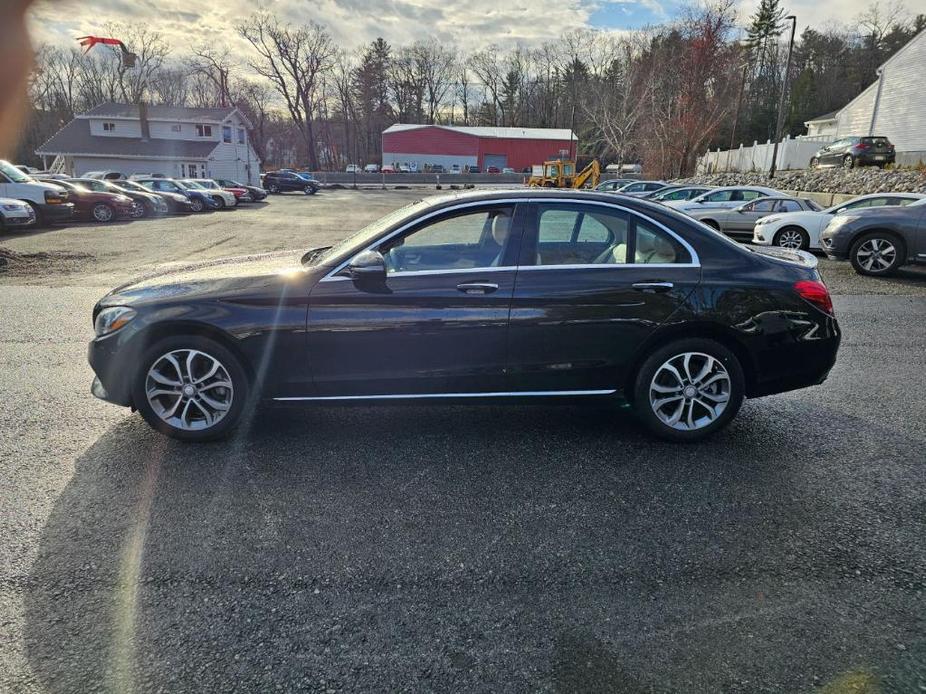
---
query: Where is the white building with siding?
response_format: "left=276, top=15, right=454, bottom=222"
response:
left=802, top=28, right=926, bottom=164
left=36, top=102, right=262, bottom=184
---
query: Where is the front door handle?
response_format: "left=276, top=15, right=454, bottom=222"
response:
left=632, top=281, right=674, bottom=293
left=457, top=282, right=499, bottom=295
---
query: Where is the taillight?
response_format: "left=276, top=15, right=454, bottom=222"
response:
left=794, top=280, right=834, bottom=316
left=855, top=142, right=869, bottom=150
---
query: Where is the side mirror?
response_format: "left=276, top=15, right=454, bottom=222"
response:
left=348, top=250, right=387, bottom=282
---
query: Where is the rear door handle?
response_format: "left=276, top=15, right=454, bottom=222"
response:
left=632, top=282, right=674, bottom=293
left=457, top=282, right=499, bottom=295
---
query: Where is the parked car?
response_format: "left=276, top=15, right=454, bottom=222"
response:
left=398, top=164, right=411, bottom=173
left=664, top=186, right=783, bottom=212
left=0, top=160, right=73, bottom=226
left=449, top=165, right=461, bottom=175
left=16, top=165, right=41, bottom=175
left=595, top=179, right=636, bottom=192
left=87, top=189, right=840, bottom=443
left=346, top=164, right=361, bottom=173
left=84, top=170, right=127, bottom=181
left=381, top=165, right=396, bottom=174
left=752, top=193, right=925, bottom=251
left=135, top=178, right=219, bottom=213
left=821, top=198, right=926, bottom=276
left=181, top=179, right=240, bottom=208
left=50, top=179, right=137, bottom=222
left=114, top=180, right=194, bottom=215
left=214, top=179, right=268, bottom=202
left=502, top=167, right=516, bottom=174
left=616, top=180, right=669, bottom=197
left=431, top=164, right=445, bottom=174
left=688, top=196, right=822, bottom=242
left=69, top=177, right=169, bottom=218
left=363, top=164, right=380, bottom=173
left=644, top=186, right=713, bottom=203
left=486, top=166, right=501, bottom=174
left=467, top=166, right=482, bottom=174
left=0, top=197, right=36, bottom=231
left=810, top=136, right=895, bottom=169
left=263, top=170, right=320, bottom=195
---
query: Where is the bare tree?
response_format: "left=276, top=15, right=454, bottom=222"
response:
left=237, top=12, right=336, bottom=169
left=190, top=45, right=235, bottom=107
left=413, top=40, right=456, bottom=124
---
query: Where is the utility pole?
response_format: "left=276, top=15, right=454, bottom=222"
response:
left=726, top=62, right=750, bottom=172
left=769, top=15, right=797, bottom=179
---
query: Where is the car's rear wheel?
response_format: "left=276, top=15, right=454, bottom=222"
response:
left=810, top=157, right=819, bottom=169
left=92, top=203, right=115, bottom=223
left=843, top=154, right=854, bottom=169
left=130, top=202, right=146, bottom=219
left=189, top=198, right=205, bottom=213
left=304, top=185, right=316, bottom=195
left=632, top=338, right=745, bottom=442
left=268, top=183, right=280, bottom=194
left=773, top=226, right=809, bottom=250
left=133, top=335, right=251, bottom=442
left=850, top=232, right=904, bottom=276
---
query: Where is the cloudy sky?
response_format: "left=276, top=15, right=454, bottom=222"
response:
left=27, top=0, right=880, bottom=55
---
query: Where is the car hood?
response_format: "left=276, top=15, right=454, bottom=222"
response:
left=99, top=250, right=317, bottom=307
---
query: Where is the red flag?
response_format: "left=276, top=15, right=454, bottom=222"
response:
left=76, top=36, right=137, bottom=68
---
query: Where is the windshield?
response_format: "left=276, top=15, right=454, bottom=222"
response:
left=181, top=180, right=205, bottom=190
left=0, top=159, right=33, bottom=183
left=310, top=198, right=431, bottom=265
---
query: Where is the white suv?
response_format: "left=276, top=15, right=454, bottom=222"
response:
left=0, top=159, right=74, bottom=226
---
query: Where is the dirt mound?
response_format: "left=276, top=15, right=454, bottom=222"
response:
left=0, top=246, right=94, bottom=275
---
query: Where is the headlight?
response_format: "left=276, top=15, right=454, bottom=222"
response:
left=2, top=203, right=26, bottom=211
left=756, top=216, right=779, bottom=225
left=827, top=215, right=860, bottom=230
left=94, top=306, right=136, bottom=336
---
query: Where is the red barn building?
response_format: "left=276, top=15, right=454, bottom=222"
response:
left=382, top=124, right=576, bottom=172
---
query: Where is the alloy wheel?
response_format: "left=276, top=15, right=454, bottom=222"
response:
left=649, top=352, right=731, bottom=431
left=130, top=203, right=145, bottom=219
left=843, top=155, right=854, bottom=168
left=93, top=204, right=114, bottom=222
left=190, top=198, right=204, bottom=212
left=776, top=228, right=805, bottom=249
left=855, top=237, right=897, bottom=273
left=145, top=349, right=234, bottom=431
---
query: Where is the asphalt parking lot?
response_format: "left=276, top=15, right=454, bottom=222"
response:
left=1, top=190, right=925, bottom=693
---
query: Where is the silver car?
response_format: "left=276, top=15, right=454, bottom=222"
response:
left=687, top=196, right=822, bottom=242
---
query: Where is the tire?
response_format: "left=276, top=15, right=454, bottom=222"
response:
left=214, top=196, right=226, bottom=209
left=304, top=185, right=317, bottom=195
left=773, top=226, right=809, bottom=251
left=132, top=335, right=251, bottom=442
left=267, top=183, right=280, bottom=194
left=632, top=338, right=745, bottom=442
left=92, top=203, right=115, bottom=223
left=25, top=202, right=45, bottom=227
left=810, top=157, right=819, bottom=169
left=843, top=155, right=854, bottom=169
left=130, top=202, right=146, bottom=219
left=849, top=231, right=904, bottom=277
left=190, top=197, right=205, bottom=213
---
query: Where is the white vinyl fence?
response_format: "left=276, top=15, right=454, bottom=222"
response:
left=697, top=135, right=834, bottom=174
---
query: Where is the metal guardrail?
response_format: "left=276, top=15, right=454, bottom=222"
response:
left=310, top=172, right=527, bottom=186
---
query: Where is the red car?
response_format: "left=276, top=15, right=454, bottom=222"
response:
left=221, top=184, right=252, bottom=202
left=53, top=179, right=138, bottom=222
left=486, top=166, right=501, bottom=174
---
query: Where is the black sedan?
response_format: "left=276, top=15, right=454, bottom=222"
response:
left=88, top=190, right=840, bottom=442
left=114, top=180, right=194, bottom=215
left=820, top=198, right=926, bottom=275
left=262, top=170, right=319, bottom=195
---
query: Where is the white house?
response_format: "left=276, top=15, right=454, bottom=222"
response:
left=802, top=28, right=926, bottom=164
left=36, top=102, right=262, bottom=184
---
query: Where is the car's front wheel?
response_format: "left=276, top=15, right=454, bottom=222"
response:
left=632, top=338, right=745, bottom=442
left=267, top=183, right=280, bottom=194
left=810, top=157, right=819, bottom=169
left=189, top=198, right=205, bottom=213
left=850, top=232, right=904, bottom=276
left=773, top=226, right=809, bottom=250
left=214, top=196, right=226, bottom=209
left=133, top=336, right=251, bottom=441
left=304, top=185, right=317, bottom=195
left=843, top=154, right=854, bottom=169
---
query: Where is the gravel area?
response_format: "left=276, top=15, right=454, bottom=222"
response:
left=677, top=167, right=926, bottom=195
left=1, top=189, right=924, bottom=693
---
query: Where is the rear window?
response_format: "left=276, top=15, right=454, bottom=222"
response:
left=861, top=137, right=890, bottom=147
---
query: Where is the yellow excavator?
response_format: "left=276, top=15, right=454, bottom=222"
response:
left=527, top=159, right=600, bottom=189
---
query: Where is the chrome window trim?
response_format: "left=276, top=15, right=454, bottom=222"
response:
left=275, top=389, right=617, bottom=402
left=320, top=195, right=701, bottom=282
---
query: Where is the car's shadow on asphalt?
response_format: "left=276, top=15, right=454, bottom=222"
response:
left=22, top=402, right=926, bottom=692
